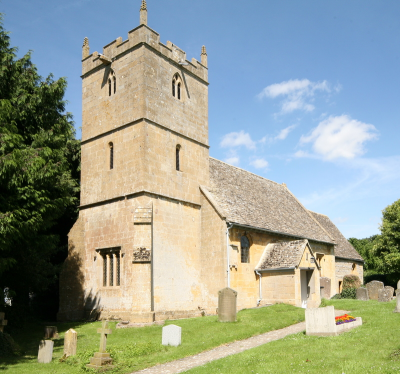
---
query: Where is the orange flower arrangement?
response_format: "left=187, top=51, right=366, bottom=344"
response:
left=335, top=314, right=356, bottom=325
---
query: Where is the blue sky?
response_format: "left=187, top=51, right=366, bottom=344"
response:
left=2, top=0, right=400, bottom=239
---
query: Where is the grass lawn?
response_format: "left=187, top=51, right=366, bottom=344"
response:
left=186, top=299, right=400, bottom=374
left=0, top=303, right=304, bottom=373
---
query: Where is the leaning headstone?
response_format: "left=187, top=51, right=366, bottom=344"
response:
left=0, top=313, right=7, bottom=333
left=44, top=326, right=59, bottom=339
left=320, top=277, right=331, bottom=299
left=87, top=321, right=113, bottom=369
left=38, top=340, right=54, bottom=363
left=64, top=329, right=77, bottom=357
left=394, top=289, right=400, bottom=313
left=305, top=306, right=337, bottom=336
left=366, top=281, right=384, bottom=300
left=356, top=287, right=369, bottom=301
left=378, top=288, right=392, bottom=302
left=162, top=324, right=181, bottom=347
left=218, top=287, right=237, bottom=322
left=385, top=286, right=395, bottom=298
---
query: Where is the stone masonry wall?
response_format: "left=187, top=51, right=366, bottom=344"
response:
left=335, top=258, right=364, bottom=294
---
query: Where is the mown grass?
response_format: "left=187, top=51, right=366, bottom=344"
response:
left=186, top=299, right=400, bottom=374
left=0, top=303, right=304, bottom=373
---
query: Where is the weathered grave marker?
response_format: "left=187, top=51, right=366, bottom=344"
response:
left=378, top=288, right=392, bottom=302
left=356, top=287, right=369, bottom=301
left=306, top=306, right=337, bottom=336
left=0, top=312, right=7, bottom=333
left=397, top=280, right=400, bottom=290
left=320, top=277, right=331, bottom=299
left=44, top=326, right=59, bottom=339
left=394, top=289, right=400, bottom=313
left=64, top=329, right=77, bottom=357
left=366, top=280, right=384, bottom=300
left=162, top=324, right=181, bottom=347
left=87, top=321, right=113, bottom=369
left=38, top=340, right=54, bottom=363
left=385, top=286, right=395, bottom=298
left=218, top=287, right=237, bottom=322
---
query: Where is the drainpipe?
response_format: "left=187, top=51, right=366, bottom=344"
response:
left=255, top=270, right=262, bottom=306
left=226, top=222, right=233, bottom=288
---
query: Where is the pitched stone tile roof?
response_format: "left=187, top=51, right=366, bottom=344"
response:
left=255, top=239, right=311, bottom=270
left=207, top=158, right=334, bottom=244
left=309, top=211, right=364, bottom=261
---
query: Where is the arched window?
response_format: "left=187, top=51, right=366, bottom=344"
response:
left=108, top=78, right=112, bottom=96
left=113, top=76, right=116, bottom=94
left=172, top=74, right=182, bottom=100
left=176, top=145, right=181, bottom=171
left=109, top=142, right=114, bottom=169
left=241, top=235, right=250, bottom=263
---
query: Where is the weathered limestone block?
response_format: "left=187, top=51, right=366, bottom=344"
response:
left=38, top=340, right=54, bottom=363
left=320, top=277, right=331, bottom=299
left=218, top=288, right=237, bottom=322
left=378, top=288, right=392, bottom=302
left=366, top=281, right=384, bottom=300
left=306, top=306, right=336, bottom=336
left=64, top=329, right=77, bottom=357
left=385, top=286, right=395, bottom=298
left=356, top=287, right=369, bottom=301
left=394, top=289, right=400, bottom=313
left=162, top=324, right=181, bottom=347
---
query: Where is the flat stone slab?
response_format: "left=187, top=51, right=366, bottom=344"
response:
left=336, top=317, right=363, bottom=333
left=356, top=287, right=369, bottom=301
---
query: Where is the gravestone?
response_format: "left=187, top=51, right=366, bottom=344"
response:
left=87, top=321, right=113, bottom=369
left=378, top=288, right=392, bottom=302
left=385, top=286, right=395, bottom=298
left=394, top=289, right=400, bottom=313
left=0, top=312, right=7, bottom=333
left=356, top=287, right=369, bottom=301
left=320, top=277, right=331, bottom=299
left=366, top=281, right=384, bottom=300
left=305, top=305, right=337, bottom=336
left=64, top=329, right=77, bottom=357
left=44, top=326, right=59, bottom=339
left=397, top=280, right=400, bottom=291
left=38, top=340, right=54, bottom=363
left=218, top=287, right=237, bottom=322
left=162, top=324, right=181, bottom=347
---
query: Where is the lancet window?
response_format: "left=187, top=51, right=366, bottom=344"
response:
left=176, top=145, right=181, bottom=171
left=172, top=74, right=182, bottom=100
left=240, top=235, right=250, bottom=263
left=109, top=142, right=114, bottom=169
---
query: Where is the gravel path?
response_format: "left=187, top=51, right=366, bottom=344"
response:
left=130, top=309, right=350, bottom=374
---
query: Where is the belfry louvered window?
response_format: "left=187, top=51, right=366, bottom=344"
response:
left=241, top=235, right=250, bottom=263
left=98, top=247, right=121, bottom=287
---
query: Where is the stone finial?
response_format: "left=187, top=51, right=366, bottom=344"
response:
left=82, top=37, right=90, bottom=60
left=282, top=183, right=287, bottom=187
left=140, top=0, right=148, bottom=25
left=201, top=45, right=208, bottom=67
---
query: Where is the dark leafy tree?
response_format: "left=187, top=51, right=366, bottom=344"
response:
left=373, top=199, right=400, bottom=275
left=0, top=15, right=80, bottom=321
left=348, top=235, right=379, bottom=271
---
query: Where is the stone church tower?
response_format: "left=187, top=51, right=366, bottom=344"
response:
left=58, top=1, right=220, bottom=322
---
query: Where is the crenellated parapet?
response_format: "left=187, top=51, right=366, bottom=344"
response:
left=82, top=24, right=208, bottom=83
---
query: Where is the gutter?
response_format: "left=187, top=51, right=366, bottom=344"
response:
left=335, top=256, right=364, bottom=263
left=255, top=270, right=262, bottom=306
left=255, top=267, right=296, bottom=273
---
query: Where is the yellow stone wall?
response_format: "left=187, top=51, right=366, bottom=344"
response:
left=335, top=259, right=364, bottom=294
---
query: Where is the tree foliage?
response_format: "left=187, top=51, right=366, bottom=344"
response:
left=373, top=199, right=400, bottom=275
left=0, top=15, right=80, bottom=318
left=348, top=235, right=378, bottom=271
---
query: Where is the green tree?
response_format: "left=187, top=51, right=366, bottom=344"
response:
left=0, top=15, right=80, bottom=320
left=348, top=235, right=379, bottom=271
left=374, top=199, right=400, bottom=275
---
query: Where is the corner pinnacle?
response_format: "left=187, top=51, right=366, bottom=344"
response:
left=141, top=0, right=147, bottom=10
left=201, top=45, right=207, bottom=55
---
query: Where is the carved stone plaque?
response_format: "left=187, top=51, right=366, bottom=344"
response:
left=132, top=247, right=151, bottom=263
left=134, top=207, right=152, bottom=224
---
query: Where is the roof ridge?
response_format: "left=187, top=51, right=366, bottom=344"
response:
left=283, top=187, right=335, bottom=243
left=209, top=157, right=284, bottom=187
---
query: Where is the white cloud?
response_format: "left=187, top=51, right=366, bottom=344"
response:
left=299, top=115, right=378, bottom=160
left=258, top=79, right=331, bottom=114
left=275, top=125, right=297, bottom=140
left=220, top=131, right=256, bottom=150
left=224, top=156, right=240, bottom=166
left=250, top=158, right=269, bottom=169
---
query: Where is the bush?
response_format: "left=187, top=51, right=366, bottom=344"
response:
left=340, top=287, right=357, bottom=299
left=331, top=293, right=342, bottom=299
left=343, top=275, right=361, bottom=290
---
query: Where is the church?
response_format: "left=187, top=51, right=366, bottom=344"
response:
left=58, top=1, right=364, bottom=322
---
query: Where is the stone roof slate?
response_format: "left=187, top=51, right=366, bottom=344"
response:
left=255, top=239, right=309, bottom=270
left=207, top=158, right=334, bottom=244
left=309, top=211, right=363, bottom=261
